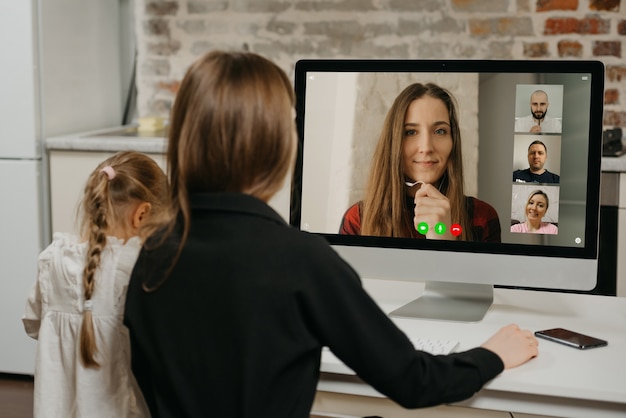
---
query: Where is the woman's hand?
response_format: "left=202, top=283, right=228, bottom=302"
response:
left=481, top=324, right=539, bottom=369
left=413, top=183, right=454, bottom=240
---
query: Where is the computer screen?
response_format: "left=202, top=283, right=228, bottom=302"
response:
left=290, top=59, right=604, bottom=322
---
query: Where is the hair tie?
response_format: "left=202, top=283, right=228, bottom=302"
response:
left=84, top=299, right=93, bottom=312
left=100, top=166, right=116, bottom=180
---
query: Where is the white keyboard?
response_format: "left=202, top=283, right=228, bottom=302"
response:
left=410, top=337, right=460, bottom=355
left=321, top=337, right=460, bottom=375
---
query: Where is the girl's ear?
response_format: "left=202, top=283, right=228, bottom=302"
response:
left=132, top=202, right=152, bottom=229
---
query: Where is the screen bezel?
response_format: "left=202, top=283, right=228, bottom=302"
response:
left=290, top=59, right=604, bottom=262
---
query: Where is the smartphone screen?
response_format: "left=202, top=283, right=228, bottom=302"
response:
left=535, top=328, right=608, bottom=350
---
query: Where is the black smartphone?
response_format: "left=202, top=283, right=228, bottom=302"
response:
left=535, top=328, right=608, bottom=350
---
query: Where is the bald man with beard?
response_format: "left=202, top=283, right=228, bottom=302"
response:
left=515, top=90, right=562, bottom=134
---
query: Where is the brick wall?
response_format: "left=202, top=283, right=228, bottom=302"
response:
left=134, top=0, right=624, bottom=131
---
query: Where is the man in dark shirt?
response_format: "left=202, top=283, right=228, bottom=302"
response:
left=513, top=140, right=560, bottom=184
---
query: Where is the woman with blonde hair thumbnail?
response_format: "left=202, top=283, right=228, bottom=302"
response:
left=511, top=189, right=558, bottom=234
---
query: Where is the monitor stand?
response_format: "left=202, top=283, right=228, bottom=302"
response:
left=389, top=281, right=494, bottom=322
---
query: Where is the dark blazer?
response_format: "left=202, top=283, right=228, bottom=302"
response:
left=124, top=193, right=503, bottom=418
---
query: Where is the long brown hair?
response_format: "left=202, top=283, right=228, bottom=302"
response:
left=79, top=151, right=169, bottom=368
left=361, top=83, right=471, bottom=240
left=145, top=50, right=296, bottom=290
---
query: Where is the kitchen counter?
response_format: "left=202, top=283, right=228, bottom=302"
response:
left=601, top=154, right=626, bottom=172
left=45, top=125, right=167, bottom=154
left=46, top=125, right=626, bottom=173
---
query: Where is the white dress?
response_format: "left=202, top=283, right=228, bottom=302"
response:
left=23, top=233, right=150, bottom=418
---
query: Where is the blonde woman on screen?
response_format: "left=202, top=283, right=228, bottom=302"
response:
left=511, top=189, right=558, bottom=234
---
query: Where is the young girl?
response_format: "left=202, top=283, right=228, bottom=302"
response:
left=23, top=151, right=169, bottom=418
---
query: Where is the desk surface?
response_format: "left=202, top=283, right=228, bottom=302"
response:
left=318, top=279, right=626, bottom=418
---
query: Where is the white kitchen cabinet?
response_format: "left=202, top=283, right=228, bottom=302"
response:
left=49, top=150, right=166, bottom=235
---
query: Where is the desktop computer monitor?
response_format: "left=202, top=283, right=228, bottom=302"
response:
left=290, top=59, right=604, bottom=322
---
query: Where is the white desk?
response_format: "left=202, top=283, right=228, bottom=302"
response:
left=314, top=279, right=626, bottom=418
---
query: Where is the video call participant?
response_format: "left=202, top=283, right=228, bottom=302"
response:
left=513, top=140, right=560, bottom=184
left=123, top=51, right=538, bottom=417
left=511, top=189, right=558, bottom=234
left=340, top=82, right=501, bottom=242
left=514, top=89, right=562, bottom=134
